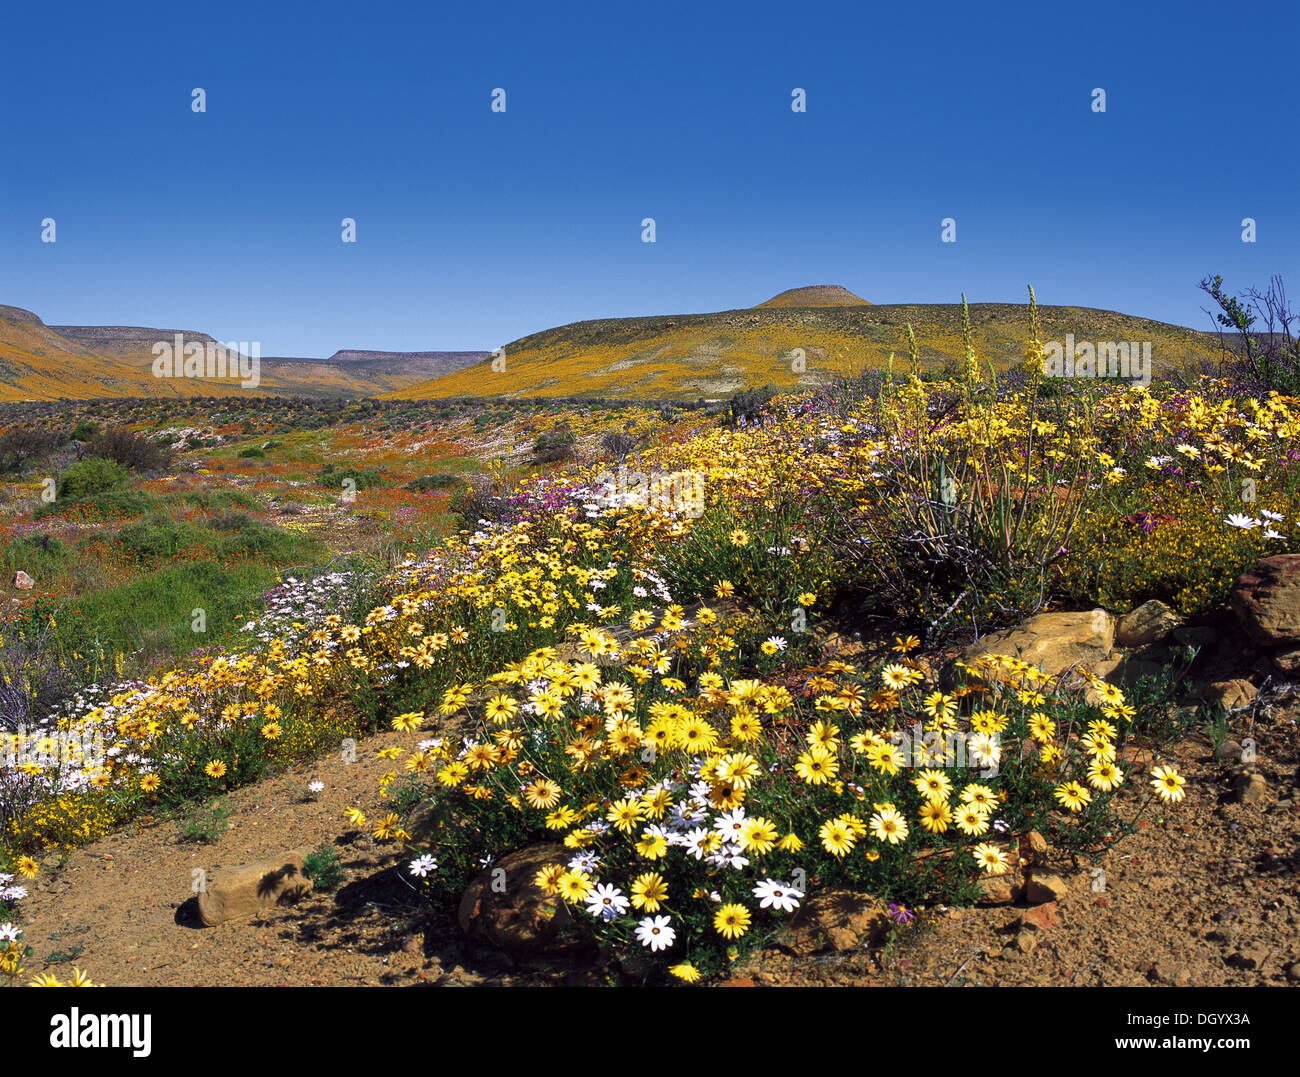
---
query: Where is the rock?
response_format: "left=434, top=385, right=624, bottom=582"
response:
left=1215, top=739, right=1244, bottom=764
left=775, top=890, right=890, bottom=955
left=1272, top=647, right=1300, bottom=676
left=1012, top=927, right=1039, bottom=954
left=1023, top=871, right=1070, bottom=904
left=1153, top=958, right=1192, bottom=986
left=1227, top=946, right=1270, bottom=971
left=961, top=609, right=1114, bottom=677
left=1022, top=829, right=1049, bottom=866
left=1018, top=901, right=1059, bottom=932
left=974, top=874, right=1019, bottom=906
left=1286, top=961, right=1300, bottom=983
left=1235, top=771, right=1267, bottom=806
left=12, top=571, right=33, bottom=590
left=1231, top=554, right=1300, bottom=646
left=1202, top=679, right=1257, bottom=711
left=1116, top=600, right=1182, bottom=647
left=457, top=844, right=588, bottom=957
left=196, top=849, right=314, bottom=927
left=1172, top=625, right=1217, bottom=649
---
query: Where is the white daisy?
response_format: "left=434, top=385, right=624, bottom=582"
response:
left=635, top=915, right=676, bottom=951
left=409, top=854, right=437, bottom=878
left=586, top=883, right=629, bottom=921
left=752, top=878, right=803, bottom=913
left=1226, top=514, right=1260, bottom=529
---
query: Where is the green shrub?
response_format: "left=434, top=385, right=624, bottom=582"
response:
left=405, top=473, right=463, bottom=493
left=56, top=457, right=129, bottom=501
left=177, top=799, right=231, bottom=844
left=34, top=486, right=157, bottom=520
left=237, top=446, right=265, bottom=459
left=317, top=463, right=386, bottom=490
left=302, top=845, right=345, bottom=890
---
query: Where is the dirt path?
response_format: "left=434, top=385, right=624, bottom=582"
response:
left=18, top=699, right=1300, bottom=987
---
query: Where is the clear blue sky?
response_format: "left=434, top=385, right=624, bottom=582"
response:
left=2, top=0, right=1296, bottom=356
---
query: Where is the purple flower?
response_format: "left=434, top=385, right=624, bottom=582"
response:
left=886, top=902, right=915, bottom=925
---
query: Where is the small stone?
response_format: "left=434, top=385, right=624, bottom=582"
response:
left=1235, top=772, right=1267, bottom=806
left=1215, top=739, right=1244, bottom=763
left=1153, top=958, right=1192, bottom=986
left=974, top=874, right=1019, bottom=906
left=1023, top=830, right=1049, bottom=865
left=1013, top=927, right=1039, bottom=954
left=1227, top=946, right=1270, bottom=970
left=1024, top=871, right=1070, bottom=904
left=1018, top=901, right=1059, bottom=932
left=1286, top=961, right=1300, bottom=982
left=12, top=570, right=34, bottom=590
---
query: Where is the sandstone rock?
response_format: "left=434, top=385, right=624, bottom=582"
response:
left=1231, top=555, right=1300, bottom=646
left=1272, top=647, right=1300, bottom=676
left=974, top=873, right=1019, bottom=906
left=1203, top=679, right=1257, bottom=711
left=1116, top=600, right=1182, bottom=647
left=457, top=844, right=587, bottom=956
left=961, top=609, right=1114, bottom=677
left=1021, top=829, right=1049, bottom=866
left=1023, top=871, right=1070, bottom=904
left=12, top=571, right=33, bottom=590
left=196, top=849, right=314, bottom=927
left=775, top=890, right=889, bottom=955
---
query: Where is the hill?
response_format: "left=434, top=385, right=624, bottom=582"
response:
left=382, top=293, right=1223, bottom=402
left=0, top=307, right=487, bottom=401
left=0, top=306, right=197, bottom=401
left=755, top=284, right=871, bottom=308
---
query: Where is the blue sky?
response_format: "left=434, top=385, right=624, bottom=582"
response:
left=2, top=0, right=1296, bottom=356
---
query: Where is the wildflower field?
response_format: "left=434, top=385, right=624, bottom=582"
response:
left=3, top=297, right=1297, bottom=986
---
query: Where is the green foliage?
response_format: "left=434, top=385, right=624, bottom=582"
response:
left=177, top=799, right=231, bottom=844
left=302, top=844, right=345, bottom=890
left=531, top=429, right=576, bottom=463
left=317, top=463, right=387, bottom=490
left=405, top=473, right=463, bottom=493
left=56, top=457, right=129, bottom=501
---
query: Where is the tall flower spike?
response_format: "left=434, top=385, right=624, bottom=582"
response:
left=1024, top=284, right=1046, bottom=376
left=960, top=294, right=980, bottom=391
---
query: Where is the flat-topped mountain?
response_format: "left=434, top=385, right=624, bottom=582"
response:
left=0, top=308, right=486, bottom=401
